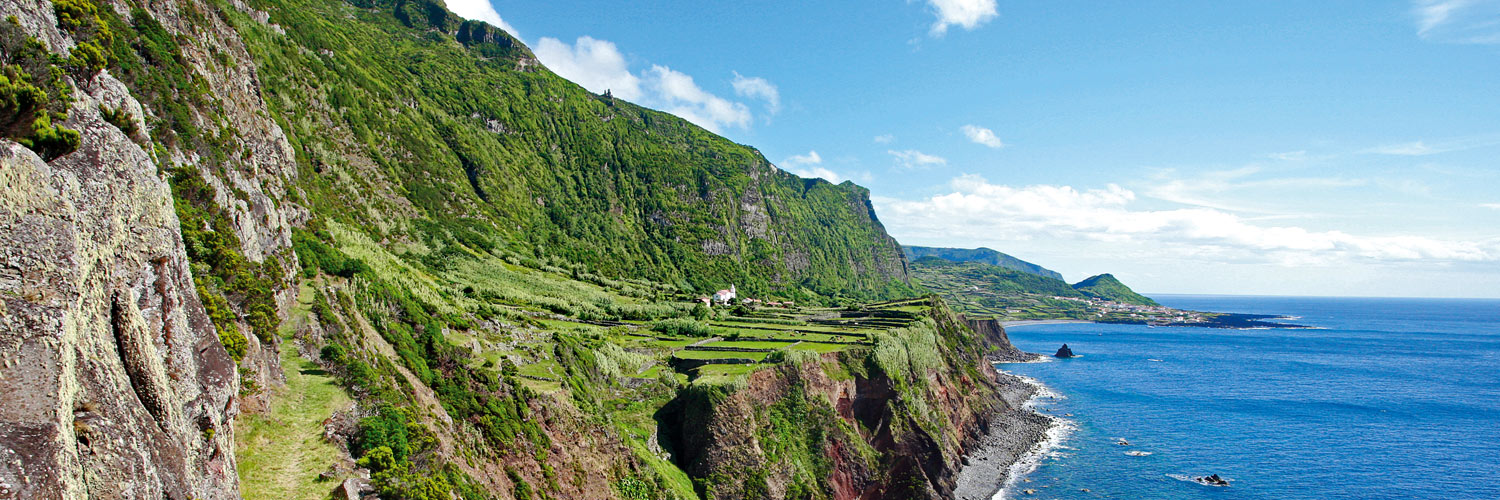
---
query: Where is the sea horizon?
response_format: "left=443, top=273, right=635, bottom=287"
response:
left=1143, top=292, right=1500, bottom=301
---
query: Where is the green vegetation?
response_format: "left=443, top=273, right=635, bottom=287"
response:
left=236, top=284, right=352, bottom=500
left=0, top=17, right=80, bottom=160
left=903, top=245, right=1064, bottom=280
left=7, top=0, right=1019, bottom=495
left=1072, top=273, right=1158, bottom=306
left=212, top=0, right=914, bottom=304
left=171, top=165, right=283, bottom=345
left=651, top=318, right=713, bottom=337
left=911, top=257, right=1164, bottom=321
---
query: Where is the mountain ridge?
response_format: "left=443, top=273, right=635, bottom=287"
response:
left=902, top=245, right=1064, bottom=281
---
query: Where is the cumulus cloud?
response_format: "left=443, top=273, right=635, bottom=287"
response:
left=777, top=150, right=860, bottom=183
left=927, top=0, right=999, bottom=35
left=889, top=149, right=948, bottom=169
left=447, top=0, right=519, bottom=37
left=534, top=37, right=757, bottom=133
left=534, top=36, right=642, bottom=99
left=644, top=66, right=752, bottom=132
left=1413, top=0, right=1500, bottom=43
left=782, top=150, right=822, bottom=167
left=875, top=175, right=1500, bottom=264
left=790, top=166, right=849, bottom=183
left=874, top=134, right=895, bottom=144
left=960, top=124, right=1005, bottom=148
left=731, top=72, right=780, bottom=114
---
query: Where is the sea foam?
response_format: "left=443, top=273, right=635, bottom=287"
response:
left=991, top=371, right=1076, bottom=500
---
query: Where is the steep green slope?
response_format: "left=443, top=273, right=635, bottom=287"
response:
left=910, top=257, right=1082, bottom=297
left=224, top=0, right=912, bottom=302
left=1072, top=273, right=1157, bottom=306
left=903, top=246, right=1063, bottom=280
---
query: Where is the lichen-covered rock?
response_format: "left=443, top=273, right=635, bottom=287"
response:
left=0, top=112, right=239, bottom=499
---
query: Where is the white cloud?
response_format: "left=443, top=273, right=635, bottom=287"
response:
left=1269, top=150, right=1308, bottom=161
left=534, top=36, right=756, bottom=133
left=782, top=150, right=822, bottom=167
left=889, top=149, right=947, bottom=169
left=534, top=36, right=642, bottom=100
left=876, top=175, right=1500, bottom=264
left=927, top=0, right=999, bottom=35
left=731, top=72, right=780, bottom=114
left=1143, top=166, right=1368, bottom=213
left=1366, top=134, right=1500, bottom=156
left=1369, top=141, right=1438, bottom=156
left=447, top=0, right=519, bottom=37
left=874, top=134, right=895, bottom=144
left=789, top=166, right=849, bottom=183
left=1482, top=203, right=1500, bottom=210
left=778, top=151, right=859, bottom=183
left=960, top=124, right=1005, bottom=148
left=644, top=65, right=752, bottom=133
left=1413, top=0, right=1500, bottom=43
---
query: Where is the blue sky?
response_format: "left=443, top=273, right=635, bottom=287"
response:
left=451, top=0, right=1500, bottom=298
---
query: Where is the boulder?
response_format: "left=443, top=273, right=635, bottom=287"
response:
left=1054, top=344, right=1075, bottom=358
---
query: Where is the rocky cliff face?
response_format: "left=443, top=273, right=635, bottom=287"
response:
left=661, top=303, right=1021, bottom=499
left=1, top=0, right=304, bottom=496
left=0, top=105, right=238, bottom=500
left=963, top=317, right=1037, bottom=362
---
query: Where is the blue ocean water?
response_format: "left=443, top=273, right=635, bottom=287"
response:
left=995, top=295, right=1500, bottom=500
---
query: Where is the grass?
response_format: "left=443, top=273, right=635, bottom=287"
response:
left=672, top=350, right=770, bottom=361
left=790, top=343, right=850, bottom=354
left=236, top=283, right=353, bottom=500
left=701, top=340, right=794, bottom=349
left=516, top=360, right=564, bottom=380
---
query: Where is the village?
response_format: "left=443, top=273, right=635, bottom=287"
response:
left=1046, top=295, right=1209, bottom=325
left=694, top=285, right=796, bottom=308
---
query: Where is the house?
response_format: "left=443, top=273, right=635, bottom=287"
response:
left=696, top=297, right=711, bottom=306
left=712, top=285, right=737, bottom=304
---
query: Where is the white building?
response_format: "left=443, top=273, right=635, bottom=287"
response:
left=712, top=285, right=737, bottom=304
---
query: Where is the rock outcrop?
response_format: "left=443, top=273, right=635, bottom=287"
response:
left=1, top=125, right=238, bottom=499
left=964, top=316, right=1038, bottom=362
left=1055, top=344, right=1075, bottom=358
left=0, top=0, right=305, bottom=496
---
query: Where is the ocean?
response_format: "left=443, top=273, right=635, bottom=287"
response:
left=993, top=295, right=1500, bottom=500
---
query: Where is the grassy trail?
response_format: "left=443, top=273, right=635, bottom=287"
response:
left=237, top=283, right=353, bottom=500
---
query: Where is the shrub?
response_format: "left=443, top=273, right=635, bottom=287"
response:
left=650, top=317, right=712, bottom=337
left=766, top=347, right=819, bottom=366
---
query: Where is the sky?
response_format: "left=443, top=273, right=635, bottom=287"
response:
left=450, top=0, right=1500, bottom=298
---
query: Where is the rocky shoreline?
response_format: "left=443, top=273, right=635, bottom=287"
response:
left=952, top=370, right=1058, bottom=500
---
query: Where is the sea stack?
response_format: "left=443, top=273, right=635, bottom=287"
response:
left=1055, top=344, right=1075, bottom=358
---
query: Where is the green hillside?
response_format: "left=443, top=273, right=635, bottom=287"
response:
left=903, top=246, right=1064, bottom=280
left=225, top=0, right=913, bottom=302
left=1073, top=273, right=1158, bottom=306
left=910, top=257, right=1081, bottom=297
left=910, top=257, right=1162, bottom=320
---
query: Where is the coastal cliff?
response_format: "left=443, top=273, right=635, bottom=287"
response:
left=661, top=302, right=1038, bottom=499
left=0, top=0, right=1041, bottom=497
left=963, top=316, right=1037, bottom=362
